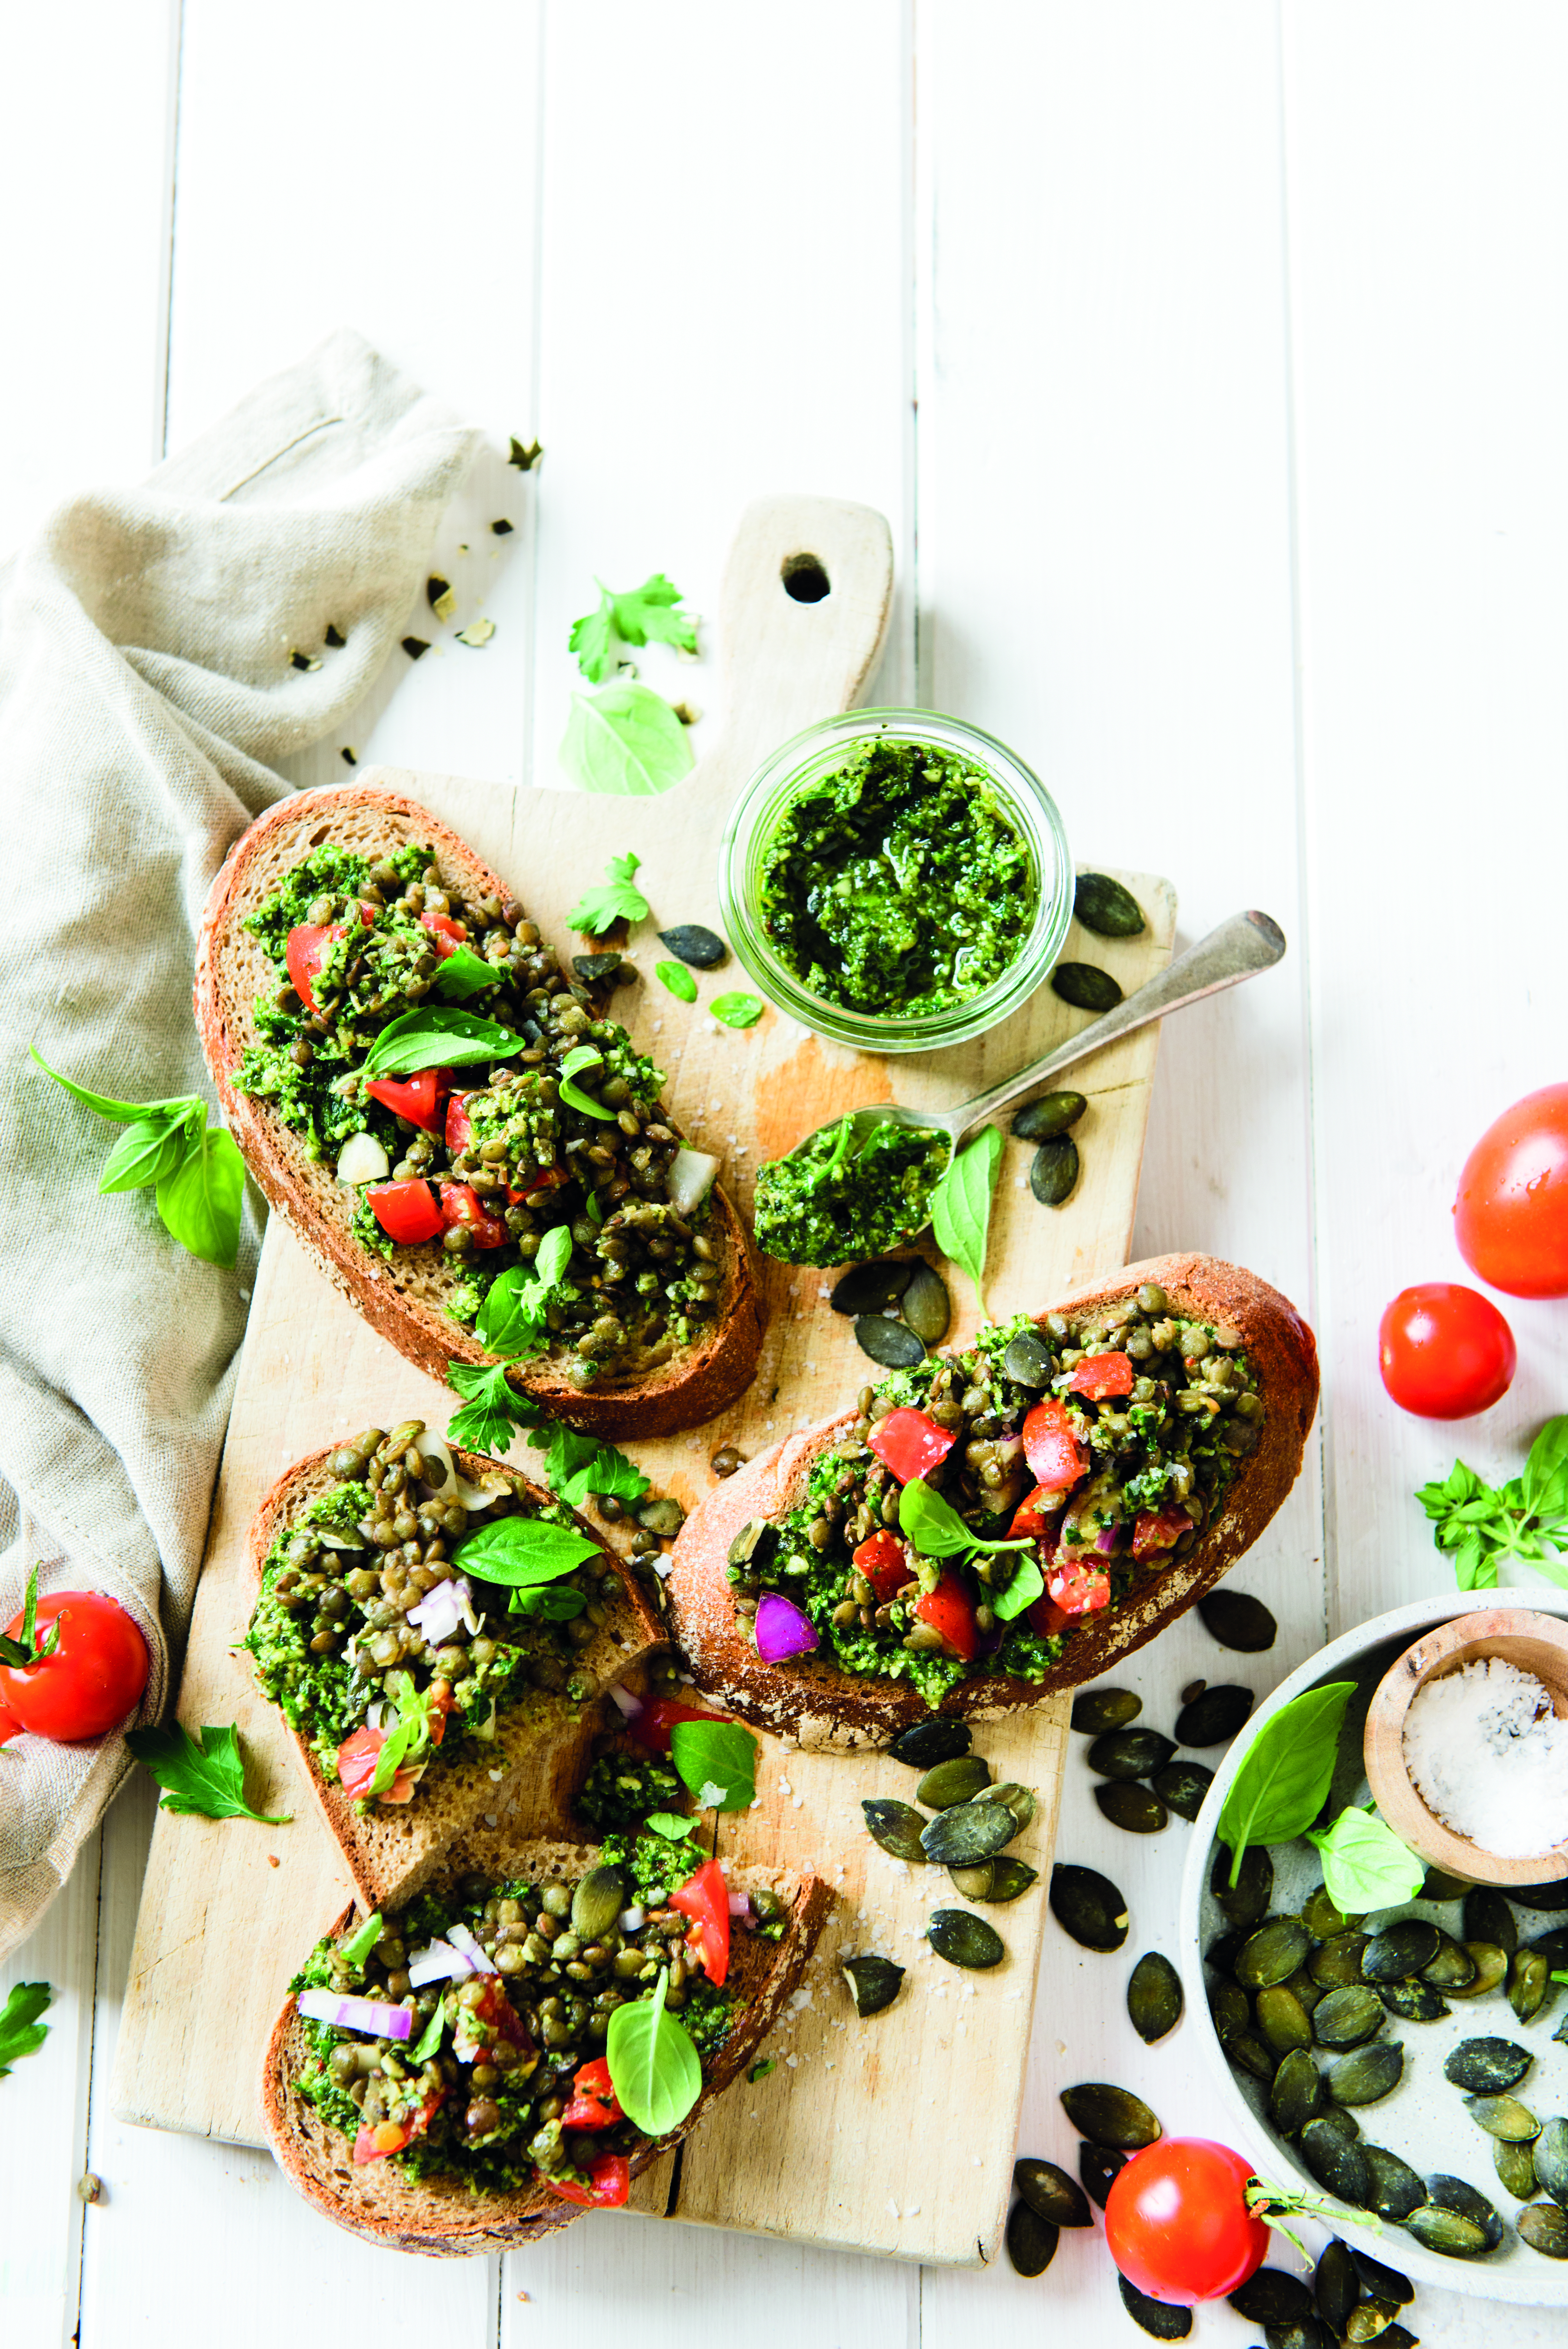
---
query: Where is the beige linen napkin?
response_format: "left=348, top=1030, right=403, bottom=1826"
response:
left=0, top=330, right=481, bottom=1958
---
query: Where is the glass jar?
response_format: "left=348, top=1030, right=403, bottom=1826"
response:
left=717, top=708, right=1072, bottom=1053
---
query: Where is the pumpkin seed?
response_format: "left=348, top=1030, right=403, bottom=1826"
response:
left=1078, top=2142, right=1126, bottom=2209
left=830, top=1258, right=916, bottom=1316
left=1209, top=1980, right=1247, bottom=2044
left=1010, top=1089, right=1088, bottom=1141
left=1326, top=2042, right=1404, bottom=2106
left=1128, top=1952, right=1184, bottom=2044
left=1005, top=2200, right=1058, bottom=2277
left=1298, top=2119, right=1370, bottom=2205
left=1313, top=1985, right=1384, bottom=2049
left=1528, top=1924, right=1568, bottom=1968
left=1311, top=2239, right=1359, bottom=2335
left=1344, top=2308, right=1397, bottom=2345
left=949, top=1856, right=1039, bottom=1902
left=1174, top=1684, right=1254, bottom=1746
left=855, top=1314, right=925, bottom=1369
left=1285, top=1963, right=1325, bottom=2015
left=1116, top=2276, right=1190, bottom=2339
left=1095, top=1782, right=1169, bottom=1834
left=1509, top=1946, right=1552, bottom=2022
left=1030, top=1139, right=1080, bottom=1207
left=841, top=1955, right=905, bottom=2015
left=1347, top=2247, right=1412, bottom=2304
left=1051, top=1863, right=1128, bottom=1951
left=1533, top=2115, right=1568, bottom=2206
left=1060, top=2082, right=1162, bottom=2148
left=1236, top=1918, right=1311, bottom=1989
left=1447, top=1939, right=1508, bottom=1999
left=1377, top=1978, right=1449, bottom=2023
left=1074, top=872, right=1147, bottom=937
left=1229, top=2267, right=1313, bottom=2325
left=927, top=1908, right=1005, bottom=1969
left=919, top=1801, right=1016, bottom=1868
left=1001, top=1327, right=1056, bottom=1388
left=1212, top=1842, right=1273, bottom=1930
left=1309, top=1931, right=1369, bottom=1989
left=1255, top=1984, right=1313, bottom=2054
left=1070, top=1687, right=1141, bottom=1733
left=1151, top=1761, right=1213, bottom=1822
left=1521, top=2200, right=1568, bottom=2257
left=976, top=1780, right=1037, bottom=1830
left=1404, top=2203, right=1490, bottom=2259
left=900, top=1263, right=951, bottom=1347
left=1014, top=2157, right=1092, bottom=2227
left=1463, top=1887, right=1517, bottom=1954
left=1465, top=2092, right=1539, bottom=2142
left=1417, top=1864, right=1472, bottom=1902
left=861, top=1798, right=930, bottom=1862
left=1268, top=2325, right=1336, bottom=2349
left=1553, top=2005, right=1568, bottom=2046
left=1361, top=1919, right=1440, bottom=1982
left=657, top=922, right=727, bottom=968
left=728, top=1517, right=779, bottom=1569
left=1315, top=2103, right=1362, bottom=2141
left=1444, top=2037, right=1532, bottom=2092
left=916, top=1755, right=993, bottom=1809
left=1493, top=2136, right=1539, bottom=2200
left=888, top=1716, right=973, bottom=1767
left=1360, top=2144, right=1426, bottom=2219
left=1087, top=1728, right=1176, bottom=1782
left=1229, top=2032, right=1279, bottom=2083
left=1420, top=1931, right=1477, bottom=1989
left=1511, top=1878, right=1568, bottom=1910
left=1375, top=2331, right=1418, bottom=2349
left=1424, top=2172, right=1503, bottom=2250
left=570, top=1865, right=626, bottom=1943
left=1196, top=1589, right=1278, bottom=1653
left=1051, top=961, right=1123, bottom=1014
left=1206, top=1928, right=1243, bottom=1975
left=1299, top=1884, right=1355, bottom=1938
left=1269, top=2047, right=1324, bottom=2134
left=573, top=950, right=626, bottom=985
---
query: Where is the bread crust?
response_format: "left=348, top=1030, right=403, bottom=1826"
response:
left=665, top=1253, right=1319, bottom=1750
left=259, top=1833, right=832, bottom=2255
left=246, top=1442, right=665, bottom=1911
left=196, top=786, right=764, bottom=1436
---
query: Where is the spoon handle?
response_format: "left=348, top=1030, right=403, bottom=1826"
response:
left=952, top=909, right=1287, bottom=1141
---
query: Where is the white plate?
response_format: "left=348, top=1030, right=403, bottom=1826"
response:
left=1177, top=1588, right=1568, bottom=2307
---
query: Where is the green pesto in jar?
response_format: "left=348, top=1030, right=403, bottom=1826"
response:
left=752, top=1115, right=949, bottom=1266
left=757, top=736, right=1037, bottom=1018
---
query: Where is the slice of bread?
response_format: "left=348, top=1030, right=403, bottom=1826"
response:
left=196, top=785, right=763, bottom=1436
left=665, top=1253, right=1318, bottom=1750
left=260, top=1828, right=831, bottom=2255
left=247, top=1443, right=664, bottom=1911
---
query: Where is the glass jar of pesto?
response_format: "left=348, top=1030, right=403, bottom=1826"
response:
left=718, top=709, right=1072, bottom=1052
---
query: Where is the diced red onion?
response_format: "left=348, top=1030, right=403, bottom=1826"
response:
left=727, top=1891, right=753, bottom=1919
left=447, top=1922, right=497, bottom=1975
left=407, top=1574, right=474, bottom=1648
left=296, top=1988, right=413, bottom=2039
left=667, top=1148, right=720, bottom=1215
left=607, top=1684, right=642, bottom=1721
left=407, top=1938, right=474, bottom=1989
left=618, top=1906, right=646, bottom=1934
left=754, top=1592, right=819, bottom=1663
left=1095, top=1526, right=1120, bottom=1554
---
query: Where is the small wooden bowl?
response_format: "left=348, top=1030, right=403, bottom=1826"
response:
left=1363, top=1608, right=1568, bottom=1889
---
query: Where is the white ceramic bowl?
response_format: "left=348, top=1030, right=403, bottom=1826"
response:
left=1178, top=1588, right=1568, bottom=2307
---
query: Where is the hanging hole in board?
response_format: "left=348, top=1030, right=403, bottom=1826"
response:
left=781, top=553, right=830, bottom=604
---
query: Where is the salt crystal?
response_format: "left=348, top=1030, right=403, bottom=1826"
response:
left=1404, top=1656, right=1568, bottom=1855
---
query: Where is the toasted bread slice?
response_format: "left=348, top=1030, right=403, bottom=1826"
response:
left=261, top=1829, right=831, bottom=2255
left=247, top=1443, right=664, bottom=1911
left=196, top=785, right=763, bottom=1436
left=665, top=1253, right=1318, bottom=1749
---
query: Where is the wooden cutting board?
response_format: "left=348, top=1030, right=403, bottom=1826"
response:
left=110, top=494, right=1176, bottom=2265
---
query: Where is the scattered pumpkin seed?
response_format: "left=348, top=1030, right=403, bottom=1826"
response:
left=1377, top=1978, right=1448, bottom=2023
left=1196, top=1589, right=1278, bottom=1653
left=831, top=1259, right=917, bottom=1316
left=1180, top=1679, right=1206, bottom=1707
left=1465, top=2092, right=1539, bottom=2142
left=1077, top=2142, right=1126, bottom=2209
left=1009, top=1090, right=1088, bottom=1141
left=1050, top=1864, right=1128, bottom=1952
left=728, top=1517, right=779, bottom=1570
left=1127, top=1952, right=1184, bottom=2044
left=1151, top=1761, right=1213, bottom=1823
left=1509, top=1880, right=1568, bottom=1911
left=1520, top=2200, right=1568, bottom=2257
left=1211, top=1842, right=1273, bottom=1930
left=1117, top=2274, right=1190, bottom=2339
left=888, top=1716, right=972, bottom=1767
left=1269, top=2046, right=1324, bottom=2134
left=1422, top=2171, right=1503, bottom=2250
left=1532, top=2115, right=1568, bottom=2206
left=1361, top=1919, right=1440, bottom=1983
left=1311, top=2240, right=1359, bottom=2335
left=1206, top=1928, right=1244, bottom=1975
left=1236, top=1919, right=1311, bottom=1989
left=1447, top=1940, right=1508, bottom=2000
left=1096, top=1782, right=1168, bottom=1834
left=1315, top=2103, right=1362, bottom=2141
left=1230, top=2032, right=1278, bottom=2083
left=1528, top=1924, right=1568, bottom=1968
left=1493, top=2136, right=1539, bottom=2200
left=1444, top=2037, right=1533, bottom=2093
left=861, top=1798, right=929, bottom=1862
left=1014, top=2157, right=1092, bottom=2228
left=1359, top=2144, right=1426, bottom=2220
left=919, top=1801, right=1016, bottom=1869
left=976, top=1780, right=1037, bottom=1830
left=1312, top=1986, right=1384, bottom=2049
left=899, top=1263, right=951, bottom=1346
left=573, top=952, right=626, bottom=985
left=1509, top=1946, right=1553, bottom=2022
left=570, top=1865, right=626, bottom=1943
left=1298, top=2119, right=1370, bottom=2205
left=1174, top=1684, right=1254, bottom=1746
left=927, top=1908, right=1004, bottom=1969
left=1347, top=2248, right=1412, bottom=2305
left=657, top=923, right=727, bottom=968
left=1326, top=2042, right=1404, bottom=2106
left=1005, top=2200, right=1057, bottom=2277
left=1070, top=1687, right=1140, bottom=1733
left=1074, top=872, right=1147, bottom=937
left=1030, top=1139, right=1079, bottom=1206
left=948, top=1856, right=1038, bottom=1902
left=1301, top=1885, right=1354, bottom=1939
left=916, top=1756, right=992, bottom=1809
left=1051, top=961, right=1123, bottom=1014
left=854, top=1314, right=925, bottom=1369
left=1308, top=1930, right=1370, bottom=1989
left=1344, top=2304, right=1397, bottom=2344
left=1418, top=1864, right=1472, bottom=1901
left=1060, top=2081, right=1162, bottom=2148
left=1256, top=1984, right=1314, bottom=2055
left=1285, top=1966, right=1323, bottom=2016
left=1266, top=2324, right=1336, bottom=2349
left=1229, top=2267, right=1313, bottom=2325
left=841, top=1955, right=905, bottom=2015
left=1087, top=1728, right=1176, bottom=1782
left=1209, top=1981, right=1248, bottom=2046
left=1420, top=1931, right=1478, bottom=1989
left=1000, top=1327, right=1056, bottom=1388
left=1464, top=1887, right=1518, bottom=1954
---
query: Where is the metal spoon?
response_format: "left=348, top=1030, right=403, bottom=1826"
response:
left=780, top=908, right=1286, bottom=1175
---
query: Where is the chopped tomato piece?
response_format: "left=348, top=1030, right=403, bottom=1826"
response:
left=366, top=1066, right=451, bottom=1134
left=284, top=921, right=342, bottom=1014
left=1131, top=1506, right=1192, bottom=1559
left=1046, top=1557, right=1111, bottom=1616
left=420, top=911, right=468, bottom=959
left=561, top=2093, right=618, bottom=2130
left=866, top=1406, right=956, bottom=1487
left=446, top=1090, right=475, bottom=1152
left=335, top=1725, right=417, bottom=1804
left=426, top=1681, right=455, bottom=1745
left=1009, top=1483, right=1067, bottom=1541
left=514, top=1162, right=571, bottom=1200
left=573, top=2057, right=618, bottom=2103
left=452, top=1976, right=533, bottom=2066
left=351, top=2085, right=443, bottom=2164
left=670, top=1857, right=731, bottom=1987
left=913, top=1572, right=978, bottom=1663
left=852, top=1527, right=909, bottom=1603
left=633, top=1693, right=727, bottom=1755
left=1066, top=1351, right=1135, bottom=1400
left=547, top=2153, right=631, bottom=2208
left=1026, top=1591, right=1072, bottom=1638
left=440, top=1182, right=509, bottom=1249
left=1022, top=1398, right=1088, bottom=1491
left=366, top=1179, right=444, bottom=1245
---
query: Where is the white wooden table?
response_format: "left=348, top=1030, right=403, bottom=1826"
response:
left=5, top=6, right=1567, bottom=2343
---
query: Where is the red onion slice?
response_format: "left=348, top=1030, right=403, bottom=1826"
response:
left=754, top=1591, right=819, bottom=1663
left=407, top=1938, right=475, bottom=1989
left=296, top=1988, right=413, bottom=2040
left=447, top=1921, right=497, bottom=1975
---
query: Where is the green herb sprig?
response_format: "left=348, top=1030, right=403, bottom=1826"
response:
left=368, top=1670, right=435, bottom=1797
left=561, top=682, right=694, bottom=797
left=669, top=1719, right=757, bottom=1813
left=570, top=573, right=697, bottom=685
left=1304, top=1805, right=1425, bottom=1912
left=605, top=1965, right=702, bottom=2133
left=1416, top=1417, right=1568, bottom=1590
left=567, top=851, right=651, bottom=936
left=472, top=1224, right=574, bottom=1360
left=126, top=1722, right=291, bottom=1825
left=0, top=1567, right=61, bottom=1671
left=896, top=1479, right=1038, bottom=1616
left=31, top=1047, right=244, bottom=1269
left=0, top=1982, right=52, bottom=2078
left=929, top=1125, right=1003, bottom=1308
left=557, top=1045, right=617, bottom=1121
left=533, top=1426, right=649, bottom=1511
left=445, top=1361, right=542, bottom=1456
left=1214, top=1681, right=1356, bottom=1886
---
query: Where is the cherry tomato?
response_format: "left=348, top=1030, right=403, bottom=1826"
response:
left=547, top=2153, right=631, bottom=2208
left=0, top=1684, right=20, bottom=1747
left=1454, top=1084, right=1568, bottom=1297
left=439, top=1183, right=509, bottom=1249
left=866, top=1406, right=955, bottom=1486
left=446, top=1091, right=475, bottom=1152
left=1022, top=1399, right=1087, bottom=1492
left=1066, top=1351, right=1135, bottom=1400
left=1105, top=2139, right=1270, bottom=2306
left=1131, top=1506, right=1193, bottom=1559
left=0, top=1592, right=149, bottom=1742
left=419, top=911, right=468, bottom=958
left=365, top=1066, right=451, bottom=1134
left=632, top=1693, right=728, bottom=1755
left=913, top=1572, right=978, bottom=1662
left=1378, top=1283, right=1516, bottom=1419
left=1046, top=1557, right=1110, bottom=1616
left=365, top=1179, right=444, bottom=1245
left=852, top=1528, right=909, bottom=1603
left=670, top=1857, right=731, bottom=1986
left=1026, top=1591, right=1071, bottom=1638
left=1009, top=1484, right=1066, bottom=1541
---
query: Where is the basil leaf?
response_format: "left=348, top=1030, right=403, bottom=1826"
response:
left=29, top=1044, right=200, bottom=1128
left=156, top=1126, right=244, bottom=1268
left=670, top=1719, right=757, bottom=1813
left=446, top=1360, right=540, bottom=1456
left=898, top=1479, right=1031, bottom=1563
left=558, top=1044, right=616, bottom=1121
left=656, top=961, right=698, bottom=1003
left=0, top=1982, right=52, bottom=2078
left=560, top=682, right=695, bottom=797
left=1215, top=1681, right=1356, bottom=1883
left=606, top=1966, right=702, bottom=2133
left=711, top=993, right=763, bottom=1029
left=453, top=1515, right=601, bottom=1587
left=567, top=852, right=650, bottom=936
left=370, top=1670, right=433, bottom=1795
left=535, top=1224, right=573, bottom=1289
left=508, top=1584, right=587, bottom=1619
left=339, top=1911, right=384, bottom=1971
left=1304, top=1807, right=1425, bottom=1913
left=930, top=1125, right=1003, bottom=1308
left=99, top=1116, right=191, bottom=1194
left=1523, top=1416, right=1568, bottom=1517
left=991, top=1553, right=1045, bottom=1622
left=433, top=946, right=502, bottom=1003
left=643, top=1812, right=698, bottom=1843
left=126, top=1722, right=291, bottom=1825
left=362, top=1008, right=518, bottom=1078
left=410, top=1998, right=446, bottom=2062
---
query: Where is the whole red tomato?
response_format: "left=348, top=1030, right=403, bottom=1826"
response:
left=1454, top=1083, right=1568, bottom=1297
left=1105, top=2139, right=1270, bottom=2306
left=0, top=1591, right=150, bottom=1743
left=1378, top=1283, right=1516, bottom=1419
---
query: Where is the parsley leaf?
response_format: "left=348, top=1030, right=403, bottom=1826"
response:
left=533, top=1425, right=649, bottom=1511
left=447, top=1360, right=541, bottom=1456
left=0, top=1981, right=52, bottom=2077
left=1415, top=1417, right=1568, bottom=1590
left=569, top=573, right=697, bottom=684
left=125, top=1722, right=291, bottom=1825
left=567, top=851, right=651, bottom=937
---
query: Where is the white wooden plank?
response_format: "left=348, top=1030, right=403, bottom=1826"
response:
left=3, top=1835, right=101, bottom=2349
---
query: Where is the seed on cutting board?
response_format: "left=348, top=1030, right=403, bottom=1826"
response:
left=1051, top=961, right=1123, bottom=1014
left=1269, top=2047, right=1324, bottom=2134
left=1532, top=2116, right=1568, bottom=2206
left=854, top=1314, right=925, bottom=1369
left=656, top=922, right=727, bottom=968
left=831, top=1258, right=917, bottom=1316
left=1074, top=872, right=1147, bottom=938
left=841, top=1955, right=905, bottom=2016
left=1422, top=2172, right=1504, bottom=2251
left=1180, top=1679, right=1205, bottom=1706
left=1311, top=2240, right=1359, bottom=2335
left=1174, top=1684, right=1254, bottom=1745
left=1050, top=1863, right=1129, bottom=1951
left=1070, top=1687, right=1141, bottom=1733
left=1009, top=1089, right=1087, bottom=1142
left=1095, top=1781, right=1168, bottom=1834
left=899, top=1263, right=951, bottom=1346
left=1255, top=1984, right=1313, bottom=2055
left=1127, top=1952, right=1184, bottom=2044
left=1464, top=1887, right=1518, bottom=1954
left=1029, top=1138, right=1079, bottom=1206
left=1150, top=1761, right=1213, bottom=1822
left=1447, top=1940, right=1508, bottom=2000
left=948, top=1856, right=1038, bottom=1902
left=888, top=1716, right=972, bottom=1767
left=1361, top=1919, right=1440, bottom=1982
left=919, top=1800, right=1016, bottom=1868
left=1326, top=2041, right=1404, bottom=2106
left=1298, top=2119, right=1370, bottom=2206
left=1312, top=1985, right=1384, bottom=2049
left=1000, top=1326, right=1056, bottom=1387
left=1445, top=2037, right=1533, bottom=2093
left=1421, top=1932, right=1478, bottom=1989
left=1465, top=2092, right=1539, bottom=2141
left=976, top=1780, right=1037, bottom=1830
left=1005, top=2201, right=1057, bottom=2277
left=1378, top=1978, right=1449, bottom=2023
left=927, top=1908, right=1005, bottom=1969
left=915, top=1755, right=992, bottom=1809
left=1014, top=2157, right=1092, bottom=2228
left=1228, top=2266, right=1313, bottom=2326
left=1509, top=1947, right=1552, bottom=2021
left=1310, top=1930, right=1370, bottom=1988
left=1117, top=2273, right=1191, bottom=2340
left=1521, top=2201, right=1568, bottom=2257
left=1078, top=2142, right=1126, bottom=2209
left=1060, top=2082, right=1162, bottom=2148
left=1210, top=1841, right=1272, bottom=1929
left=1493, top=2136, right=1539, bottom=2200
left=1348, top=2247, right=1412, bottom=2304
left=1087, top=1727, right=1176, bottom=1781
left=861, top=1798, right=929, bottom=1862
left=1196, top=1589, right=1278, bottom=1653
left=1236, top=1918, right=1310, bottom=1988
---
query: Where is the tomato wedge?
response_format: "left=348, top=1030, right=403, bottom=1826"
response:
left=1066, top=1351, right=1134, bottom=1400
left=633, top=1693, right=728, bottom=1755
left=670, top=1857, right=731, bottom=1986
left=547, top=2153, right=631, bottom=2208
left=1009, top=1483, right=1066, bottom=1541
left=420, top=911, right=468, bottom=958
left=866, top=1406, right=955, bottom=1486
left=1131, top=1507, right=1191, bottom=1559
left=572, top=2057, right=618, bottom=2105
left=1022, top=1398, right=1087, bottom=1490
left=561, top=2092, right=619, bottom=2130
left=440, top=1182, right=509, bottom=1249
left=366, top=1066, right=451, bottom=1134
left=1046, top=1558, right=1111, bottom=1616
left=285, top=921, right=342, bottom=1014
left=335, top=1725, right=417, bottom=1804
left=366, top=1180, right=444, bottom=1245
left=913, top=1572, right=978, bottom=1662
left=852, top=1527, right=909, bottom=1602
left=446, top=1090, right=475, bottom=1152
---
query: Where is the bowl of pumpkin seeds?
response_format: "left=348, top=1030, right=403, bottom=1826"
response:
left=1178, top=1588, right=1568, bottom=2305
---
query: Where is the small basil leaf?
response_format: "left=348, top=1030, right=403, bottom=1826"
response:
left=453, top=1515, right=601, bottom=1588
left=930, top=1125, right=1003, bottom=1308
left=558, top=1044, right=616, bottom=1121
left=1304, top=1807, right=1425, bottom=1912
left=99, top=1117, right=190, bottom=1194
left=656, top=961, right=698, bottom=1004
left=560, top=682, right=695, bottom=798
left=433, top=946, right=502, bottom=1003
left=155, top=1126, right=244, bottom=1268
left=990, top=1553, right=1045, bottom=1622
left=362, top=1008, right=518, bottom=1078
left=710, top=993, right=763, bottom=1029
left=669, top=1719, right=757, bottom=1813
left=508, top=1584, right=587, bottom=1619
left=339, top=1911, right=385, bottom=1971
left=29, top=1044, right=200, bottom=1128
left=643, top=1812, right=698, bottom=1843
left=606, top=1967, right=702, bottom=2132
